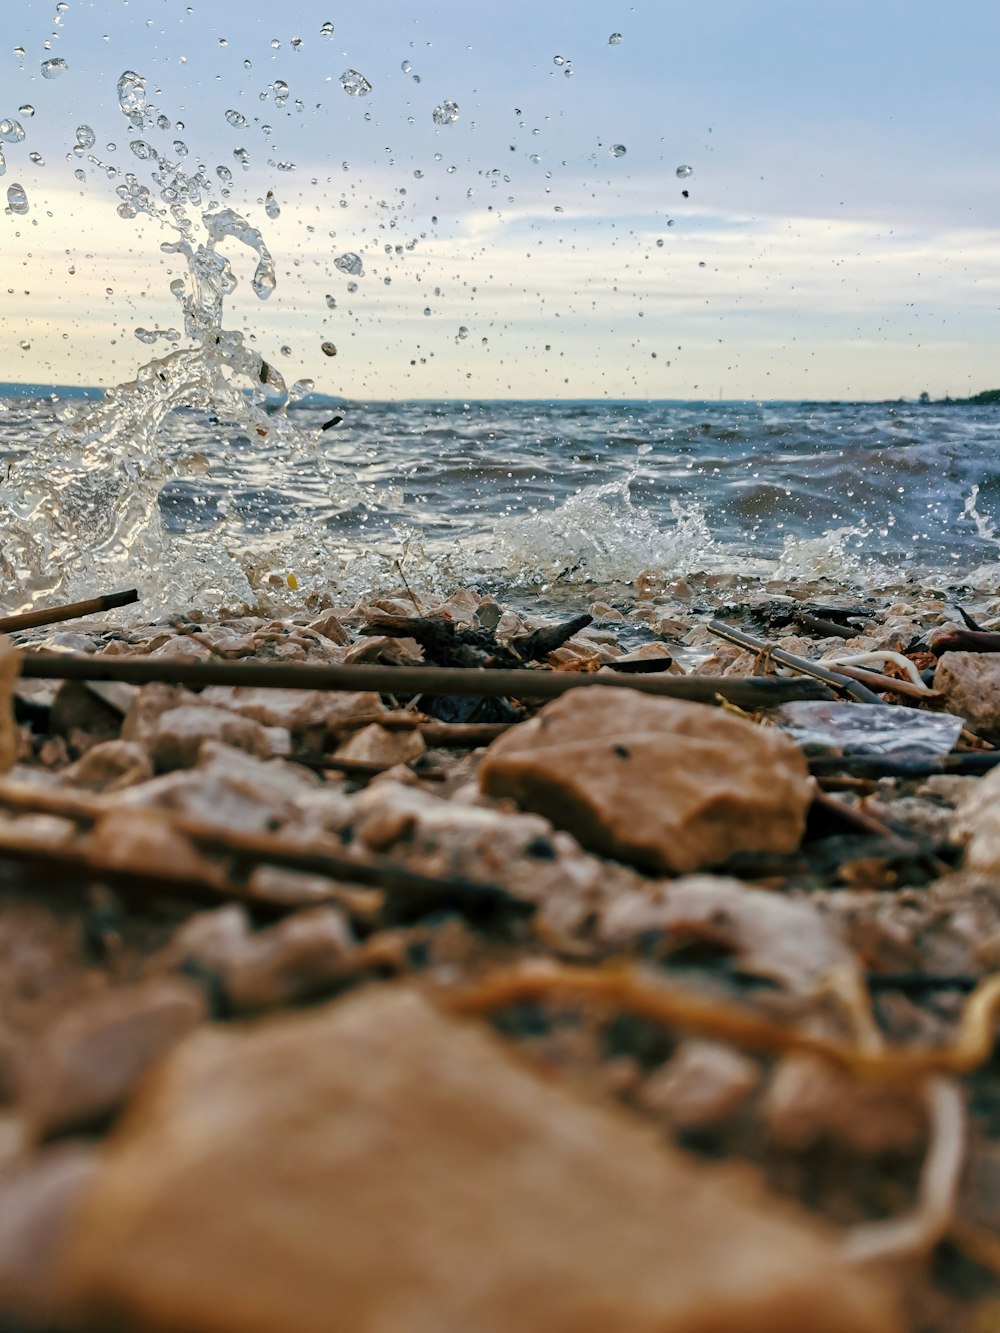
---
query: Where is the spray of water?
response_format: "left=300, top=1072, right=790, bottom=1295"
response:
left=0, top=70, right=373, bottom=616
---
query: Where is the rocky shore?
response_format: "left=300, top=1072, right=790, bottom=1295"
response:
left=3, top=574, right=1000, bottom=1331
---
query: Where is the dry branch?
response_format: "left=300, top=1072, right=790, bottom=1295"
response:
left=0, top=589, right=139, bottom=635
left=17, top=650, right=834, bottom=706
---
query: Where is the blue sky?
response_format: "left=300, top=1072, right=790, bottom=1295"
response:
left=2, top=0, right=998, bottom=398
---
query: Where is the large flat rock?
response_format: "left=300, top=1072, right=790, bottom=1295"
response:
left=478, top=690, right=813, bottom=873
left=63, top=986, right=897, bottom=1333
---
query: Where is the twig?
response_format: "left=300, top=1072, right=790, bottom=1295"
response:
left=707, top=620, right=887, bottom=705
left=931, top=629, right=1000, bottom=656
left=0, top=589, right=139, bottom=635
left=0, top=780, right=527, bottom=920
left=809, top=752, right=1000, bottom=779
left=445, top=961, right=1000, bottom=1081
left=16, top=651, right=835, bottom=706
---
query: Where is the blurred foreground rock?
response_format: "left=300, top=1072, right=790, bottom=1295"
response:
left=478, top=690, right=813, bottom=873
left=62, top=987, right=898, bottom=1333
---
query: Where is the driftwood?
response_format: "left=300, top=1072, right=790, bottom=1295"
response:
left=360, top=611, right=593, bottom=669
left=931, top=630, right=1000, bottom=656
left=724, top=600, right=870, bottom=641
left=16, top=651, right=834, bottom=707
left=0, top=589, right=139, bottom=635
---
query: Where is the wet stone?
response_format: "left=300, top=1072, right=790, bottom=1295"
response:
left=478, top=691, right=813, bottom=875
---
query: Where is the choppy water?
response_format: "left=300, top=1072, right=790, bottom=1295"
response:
left=2, top=61, right=998, bottom=620
left=1, top=392, right=999, bottom=617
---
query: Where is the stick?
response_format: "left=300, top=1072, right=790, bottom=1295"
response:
left=707, top=620, right=886, bottom=705
left=808, top=752, right=1000, bottom=779
left=15, top=651, right=834, bottom=706
left=931, top=629, right=1000, bottom=656
left=0, top=589, right=139, bottom=635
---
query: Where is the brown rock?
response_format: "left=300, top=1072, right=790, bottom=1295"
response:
left=25, top=979, right=206, bottom=1138
left=61, top=739, right=153, bottom=793
left=78, top=809, right=221, bottom=883
left=478, top=691, right=813, bottom=874
left=762, top=1055, right=926, bottom=1157
left=151, top=705, right=289, bottom=770
left=154, top=904, right=355, bottom=1012
left=596, top=875, right=857, bottom=995
left=334, top=722, right=426, bottom=766
left=934, top=651, right=1000, bottom=738
left=306, top=609, right=351, bottom=644
left=61, top=988, right=897, bottom=1333
left=197, top=685, right=386, bottom=736
left=636, top=1040, right=761, bottom=1130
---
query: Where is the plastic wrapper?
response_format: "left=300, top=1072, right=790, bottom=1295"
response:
left=773, top=701, right=964, bottom=757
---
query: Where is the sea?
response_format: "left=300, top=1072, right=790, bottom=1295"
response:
left=1, top=389, right=999, bottom=621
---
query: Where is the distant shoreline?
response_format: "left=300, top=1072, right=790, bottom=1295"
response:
left=1, top=382, right=998, bottom=408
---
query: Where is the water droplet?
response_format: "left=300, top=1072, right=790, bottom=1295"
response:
left=0, top=120, right=25, bottom=144
left=18, top=105, right=34, bottom=118
left=610, top=143, right=626, bottom=158
left=401, top=60, right=412, bottom=73
left=325, top=294, right=336, bottom=308
left=217, top=165, right=233, bottom=183
left=340, top=69, right=372, bottom=97
left=423, top=307, right=431, bottom=316
left=553, top=55, right=566, bottom=66
left=75, top=124, right=96, bottom=150
left=334, top=250, right=363, bottom=276
left=656, top=238, right=664, bottom=247
left=608, top=32, right=622, bottom=44
left=458, top=326, right=468, bottom=339
left=117, top=70, right=149, bottom=128
left=225, top=109, right=247, bottom=128
left=280, top=345, right=292, bottom=357
left=13, top=46, right=25, bottom=58
left=233, top=147, right=250, bottom=168
left=321, top=341, right=337, bottom=356
left=117, top=202, right=137, bottom=218
left=432, top=99, right=459, bottom=126
left=73, top=167, right=85, bottom=181
left=129, top=139, right=157, bottom=161
left=28, top=151, right=43, bottom=165
left=270, top=38, right=281, bottom=49
left=40, top=57, right=68, bottom=79
left=346, top=280, right=358, bottom=293
left=291, top=37, right=302, bottom=50
left=6, top=182, right=29, bottom=215
left=218, top=37, right=228, bottom=47
left=265, top=190, right=280, bottom=219
left=676, top=164, right=693, bottom=178
left=321, top=21, right=334, bottom=37
left=413, top=169, right=423, bottom=179
left=563, top=65, right=574, bottom=77
left=19, top=340, right=30, bottom=351
left=173, top=139, right=189, bottom=157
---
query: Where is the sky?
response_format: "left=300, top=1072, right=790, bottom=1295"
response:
left=1, top=0, right=998, bottom=400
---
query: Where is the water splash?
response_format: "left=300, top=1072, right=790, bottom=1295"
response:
left=491, top=473, right=715, bottom=587
left=0, top=72, right=373, bottom=617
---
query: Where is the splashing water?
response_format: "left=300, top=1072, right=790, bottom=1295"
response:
left=0, top=72, right=379, bottom=616
left=492, top=473, right=715, bottom=587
